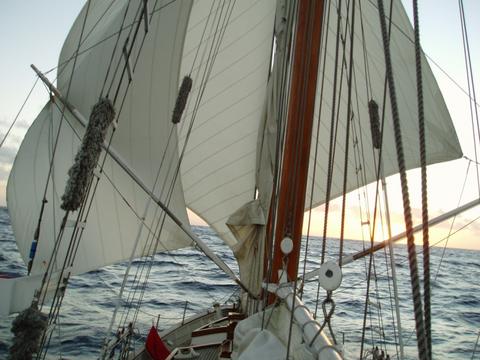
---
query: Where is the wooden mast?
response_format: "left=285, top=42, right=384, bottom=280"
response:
left=269, top=0, right=324, bottom=284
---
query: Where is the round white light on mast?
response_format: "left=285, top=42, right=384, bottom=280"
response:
left=280, top=236, right=294, bottom=255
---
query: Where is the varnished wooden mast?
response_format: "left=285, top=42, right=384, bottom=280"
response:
left=270, top=0, right=324, bottom=284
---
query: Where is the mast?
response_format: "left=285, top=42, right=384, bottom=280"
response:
left=270, top=0, right=324, bottom=283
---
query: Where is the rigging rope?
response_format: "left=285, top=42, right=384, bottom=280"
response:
left=376, top=0, right=427, bottom=358
left=262, top=0, right=295, bottom=325
left=412, top=1, right=431, bottom=358
left=434, top=159, right=471, bottom=282
left=38, top=1, right=159, bottom=357
left=314, top=0, right=345, bottom=320
left=338, top=0, right=357, bottom=267
left=319, top=0, right=344, bottom=267
left=357, top=0, right=402, bottom=356
left=111, top=0, right=238, bottom=346
left=99, top=0, right=133, bottom=98
left=19, top=3, right=95, bottom=357
left=28, top=0, right=93, bottom=280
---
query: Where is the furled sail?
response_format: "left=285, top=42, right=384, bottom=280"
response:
left=4, top=0, right=195, bottom=314
left=178, top=0, right=462, bottom=249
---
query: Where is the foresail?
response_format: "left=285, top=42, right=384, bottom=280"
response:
left=55, top=0, right=193, bottom=238
left=306, top=0, right=462, bottom=207
left=6, top=101, right=191, bottom=278
left=178, top=0, right=277, bottom=247
left=6, top=0, right=195, bottom=280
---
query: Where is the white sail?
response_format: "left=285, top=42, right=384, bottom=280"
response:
left=178, top=0, right=277, bottom=246
left=305, top=0, right=462, bottom=207
left=6, top=0, right=194, bottom=280
left=178, top=0, right=462, bottom=249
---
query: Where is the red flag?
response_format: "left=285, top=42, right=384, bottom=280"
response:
left=145, top=326, right=171, bottom=360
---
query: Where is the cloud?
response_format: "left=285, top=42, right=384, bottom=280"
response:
left=15, top=120, right=31, bottom=130
left=0, top=145, right=18, bottom=165
left=0, top=164, right=12, bottom=181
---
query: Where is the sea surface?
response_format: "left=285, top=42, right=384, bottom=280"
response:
left=0, top=207, right=479, bottom=359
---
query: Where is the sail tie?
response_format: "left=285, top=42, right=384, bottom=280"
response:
left=171, top=75, right=192, bottom=124
left=61, top=98, right=116, bottom=211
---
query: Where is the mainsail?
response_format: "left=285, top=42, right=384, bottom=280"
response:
left=178, top=0, right=277, bottom=247
left=178, top=0, right=462, bottom=250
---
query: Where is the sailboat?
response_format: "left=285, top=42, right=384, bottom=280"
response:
left=1, top=0, right=477, bottom=359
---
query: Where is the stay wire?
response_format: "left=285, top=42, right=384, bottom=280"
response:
left=111, top=2, right=145, bottom=105
left=53, top=0, right=118, bottom=87
left=350, top=113, right=381, bottom=353
left=37, top=1, right=94, bottom=354
left=117, top=127, right=178, bottom=329
left=376, top=0, right=428, bottom=358
left=357, top=0, right=373, bottom=99
left=112, top=2, right=194, bottom=316
left=100, top=0, right=132, bottom=98
left=128, top=5, right=237, bottom=331
left=32, top=0, right=93, bottom=288
left=96, top=1, right=186, bottom=339
left=0, top=77, right=39, bottom=148
left=261, top=0, right=296, bottom=325
left=43, top=2, right=173, bottom=351
left=127, top=125, right=193, bottom=327
left=434, top=160, right=471, bottom=282
left=315, top=0, right=345, bottom=319
left=377, top=190, right=401, bottom=359
left=338, top=0, right=356, bottom=267
left=319, top=0, right=344, bottom=268
left=189, top=0, right=216, bottom=75
left=357, top=2, right=399, bottom=357
left=322, top=214, right=480, bottom=298
left=359, top=0, right=395, bottom=354
left=120, top=0, right=237, bottom=332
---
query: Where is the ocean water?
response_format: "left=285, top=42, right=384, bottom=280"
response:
left=0, top=206, right=479, bottom=359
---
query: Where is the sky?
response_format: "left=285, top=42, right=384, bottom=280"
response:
left=0, top=1, right=479, bottom=250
